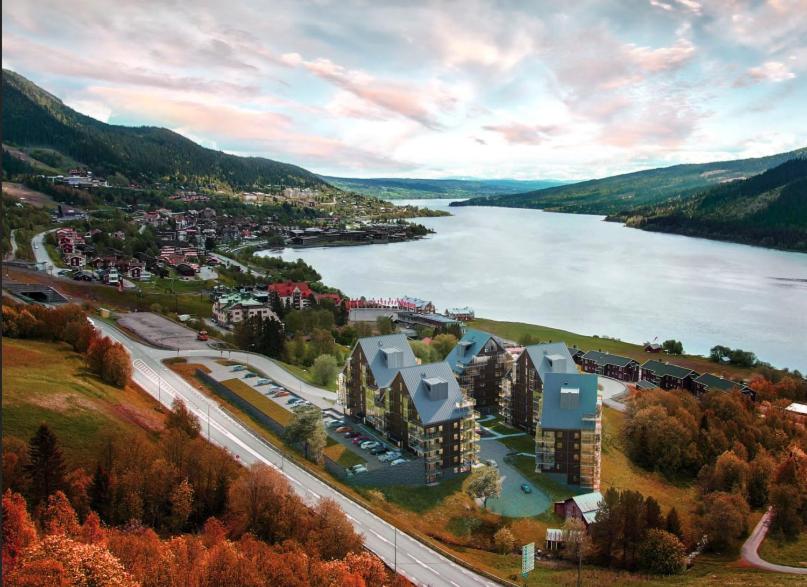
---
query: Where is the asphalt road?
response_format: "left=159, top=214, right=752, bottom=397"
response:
left=32, top=230, right=57, bottom=274
left=93, top=319, right=500, bottom=587
left=741, top=508, right=807, bottom=574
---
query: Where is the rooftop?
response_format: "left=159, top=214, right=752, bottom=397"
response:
left=445, top=328, right=505, bottom=374
left=395, top=362, right=469, bottom=425
left=641, top=359, right=697, bottom=380
left=540, top=372, right=600, bottom=431
left=524, top=342, right=579, bottom=380
left=785, top=402, right=807, bottom=416
left=693, top=372, right=739, bottom=391
left=357, top=334, right=418, bottom=388
left=582, top=350, right=636, bottom=368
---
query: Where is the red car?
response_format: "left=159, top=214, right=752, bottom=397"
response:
left=345, top=431, right=360, bottom=438
left=352, top=435, right=370, bottom=445
left=275, top=391, right=289, bottom=398
left=335, top=426, right=352, bottom=433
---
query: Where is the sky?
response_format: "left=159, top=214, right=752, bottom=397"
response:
left=3, top=0, right=806, bottom=180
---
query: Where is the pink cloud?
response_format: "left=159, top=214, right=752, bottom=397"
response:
left=483, top=122, right=558, bottom=145
left=735, top=61, right=797, bottom=86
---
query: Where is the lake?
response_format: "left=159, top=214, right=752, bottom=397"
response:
left=258, top=199, right=807, bottom=371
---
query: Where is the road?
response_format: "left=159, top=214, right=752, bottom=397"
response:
left=210, top=252, right=267, bottom=277
left=32, top=230, right=57, bottom=275
left=93, top=319, right=499, bottom=587
left=5, top=229, right=19, bottom=260
left=741, top=508, right=807, bottom=574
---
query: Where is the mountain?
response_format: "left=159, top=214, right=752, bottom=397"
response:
left=611, top=158, right=807, bottom=251
left=451, top=148, right=807, bottom=214
left=321, top=176, right=569, bottom=199
left=2, top=69, right=326, bottom=190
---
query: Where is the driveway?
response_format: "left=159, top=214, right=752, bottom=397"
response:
left=599, top=376, right=628, bottom=412
left=479, top=440, right=551, bottom=517
left=741, top=508, right=807, bottom=574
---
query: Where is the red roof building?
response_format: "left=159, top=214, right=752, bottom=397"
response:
left=268, top=281, right=314, bottom=310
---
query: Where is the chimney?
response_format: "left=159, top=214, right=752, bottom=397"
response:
left=423, top=377, right=449, bottom=400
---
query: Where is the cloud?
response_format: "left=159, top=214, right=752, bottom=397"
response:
left=736, top=61, right=797, bottom=86
left=483, top=122, right=558, bottom=145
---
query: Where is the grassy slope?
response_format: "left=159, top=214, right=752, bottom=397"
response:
left=219, top=377, right=293, bottom=426
left=759, top=533, right=807, bottom=568
left=2, top=338, right=165, bottom=467
left=469, top=317, right=754, bottom=379
left=275, top=360, right=337, bottom=392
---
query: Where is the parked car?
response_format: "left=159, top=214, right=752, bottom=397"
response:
left=370, top=446, right=388, bottom=455
left=351, top=464, right=368, bottom=474
left=231, top=365, right=247, bottom=372
left=379, top=452, right=401, bottom=462
left=292, top=402, right=311, bottom=410
left=345, top=431, right=361, bottom=438
left=520, top=483, right=533, bottom=494
left=335, top=426, right=352, bottom=433
left=287, top=398, right=304, bottom=406
left=389, top=458, right=408, bottom=466
left=360, top=441, right=380, bottom=450
left=352, top=435, right=370, bottom=445
left=274, top=391, right=289, bottom=398
left=327, top=419, right=344, bottom=429
left=256, top=379, right=271, bottom=386
left=243, top=372, right=257, bottom=379
left=73, top=272, right=93, bottom=282
left=485, top=459, right=498, bottom=468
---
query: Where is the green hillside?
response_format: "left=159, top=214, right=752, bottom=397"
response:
left=2, top=69, right=326, bottom=190
left=322, top=176, right=569, bottom=199
left=452, top=148, right=807, bottom=214
left=614, top=158, right=807, bottom=251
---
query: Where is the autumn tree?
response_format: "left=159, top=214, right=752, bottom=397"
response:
left=86, top=336, right=115, bottom=375
left=638, top=529, right=686, bottom=575
left=284, top=404, right=326, bottom=463
left=3, top=436, right=30, bottom=495
left=465, top=465, right=501, bottom=508
left=700, top=491, right=750, bottom=552
left=101, top=343, right=132, bottom=387
left=2, top=490, right=38, bottom=575
left=25, top=424, right=66, bottom=508
left=42, top=491, right=80, bottom=537
left=89, top=464, right=113, bottom=522
left=493, top=526, right=516, bottom=554
left=307, top=498, right=363, bottom=560
left=666, top=507, right=683, bottom=541
left=431, top=333, right=458, bottom=359
left=170, top=479, right=195, bottom=533
left=166, top=398, right=201, bottom=438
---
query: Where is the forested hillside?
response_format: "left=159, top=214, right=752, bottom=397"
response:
left=323, top=176, right=568, bottom=199
left=2, top=69, right=326, bottom=190
left=452, top=148, right=807, bottom=214
left=613, top=158, right=807, bottom=251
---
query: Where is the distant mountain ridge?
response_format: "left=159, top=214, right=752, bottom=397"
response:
left=2, top=69, right=326, bottom=190
left=612, top=157, right=807, bottom=251
left=452, top=148, right=807, bottom=214
left=322, top=176, right=569, bottom=199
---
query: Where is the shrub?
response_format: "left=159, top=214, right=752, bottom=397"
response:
left=638, top=529, right=685, bottom=575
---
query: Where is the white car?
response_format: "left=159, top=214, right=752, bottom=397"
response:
left=351, top=464, right=368, bottom=474
left=360, top=441, right=380, bottom=450
left=390, top=458, right=407, bottom=466
left=379, top=451, right=401, bottom=462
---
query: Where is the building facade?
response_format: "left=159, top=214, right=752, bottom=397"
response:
left=339, top=334, right=479, bottom=484
left=535, top=372, right=602, bottom=490
left=581, top=351, right=639, bottom=382
left=500, top=342, right=579, bottom=432
left=212, top=292, right=279, bottom=327
left=639, top=360, right=698, bottom=391
left=444, top=329, right=513, bottom=413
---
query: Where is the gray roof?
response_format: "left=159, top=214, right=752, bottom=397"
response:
left=395, top=362, right=468, bottom=425
left=582, top=350, right=637, bottom=368
left=524, top=342, right=579, bottom=380
left=694, top=373, right=740, bottom=391
left=445, top=328, right=505, bottom=374
left=357, top=334, right=417, bottom=388
left=636, top=379, right=659, bottom=390
left=641, top=360, right=697, bottom=380
left=540, top=372, right=599, bottom=431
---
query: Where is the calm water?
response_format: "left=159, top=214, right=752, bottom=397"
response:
left=259, top=199, right=807, bottom=371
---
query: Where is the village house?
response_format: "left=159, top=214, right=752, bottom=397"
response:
left=338, top=334, right=479, bottom=484
left=581, top=351, right=639, bottom=382
left=553, top=491, right=604, bottom=529
left=785, top=402, right=807, bottom=423
left=268, top=281, right=314, bottom=310
left=399, top=296, right=435, bottom=314
left=445, top=307, right=475, bottom=321
left=640, top=360, right=699, bottom=391
left=535, top=371, right=602, bottom=489
left=692, top=372, right=755, bottom=399
left=444, top=329, right=513, bottom=413
left=500, top=342, right=579, bottom=432
left=212, top=292, right=279, bottom=327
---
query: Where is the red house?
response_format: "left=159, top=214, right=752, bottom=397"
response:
left=268, top=281, right=314, bottom=310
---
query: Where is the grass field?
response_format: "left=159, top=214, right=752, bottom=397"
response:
left=759, top=533, right=807, bottom=568
left=323, top=441, right=366, bottom=468
left=2, top=337, right=164, bottom=468
left=497, top=433, right=535, bottom=454
left=220, top=377, right=293, bottom=426
left=469, top=317, right=755, bottom=379
left=275, top=360, right=337, bottom=392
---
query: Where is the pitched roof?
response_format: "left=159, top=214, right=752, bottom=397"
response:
left=269, top=281, right=313, bottom=297
left=786, top=402, right=807, bottom=416
left=357, top=334, right=418, bottom=388
left=524, top=342, right=579, bottom=380
left=693, top=373, right=738, bottom=391
left=395, top=362, right=469, bottom=425
left=540, top=372, right=600, bottom=431
left=636, top=379, right=659, bottom=390
left=641, top=360, right=697, bottom=380
left=572, top=491, right=604, bottom=524
left=582, top=350, right=636, bottom=368
left=445, top=329, right=505, bottom=374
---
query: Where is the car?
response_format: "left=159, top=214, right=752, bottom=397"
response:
left=389, top=458, right=407, bottom=466
left=335, top=426, right=352, bottom=433
left=520, top=483, right=533, bottom=494
left=370, top=446, right=388, bottom=455
left=327, top=419, right=344, bottom=429
left=33, top=243, right=38, bottom=249
left=243, top=372, right=257, bottom=379
left=274, top=391, right=289, bottom=398
left=351, top=464, right=368, bottom=474
left=345, top=431, right=361, bottom=438
left=292, top=402, right=311, bottom=410
left=360, top=441, right=380, bottom=450
left=287, top=398, right=304, bottom=405
left=485, top=459, right=498, bottom=468
left=231, top=365, right=247, bottom=372
left=73, top=273, right=93, bottom=282
left=57, top=269, right=73, bottom=276
left=379, top=451, right=401, bottom=462
left=256, top=379, right=271, bottom=386
left=352, top=435, right=370, bottom=445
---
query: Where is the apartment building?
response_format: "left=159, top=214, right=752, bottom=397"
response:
left=444, top=329, right=513, bottom=413
left=500, top=342, right=579, bottom=432
left=212, top=292, right=279, bottom=327
left=535, top=371, right=602, bottom=490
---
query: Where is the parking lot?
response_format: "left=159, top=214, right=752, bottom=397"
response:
left=119, top=312, right=214, bottom=350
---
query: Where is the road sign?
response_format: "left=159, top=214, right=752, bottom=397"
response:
left=521, top=542, right=535, bottom=575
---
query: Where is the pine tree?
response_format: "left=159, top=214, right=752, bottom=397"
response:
left=89, top=464, right=112, bottom=521
left=666, top=507, right=683, bottom=541
left=24, top=424, right=66, bottom=507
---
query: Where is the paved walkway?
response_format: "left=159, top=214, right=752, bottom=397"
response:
left=741, top=508, right=807, bottom=574
left=599, top=376, right=628, bottom=412
left=479, top=441, right=550, bottom=517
